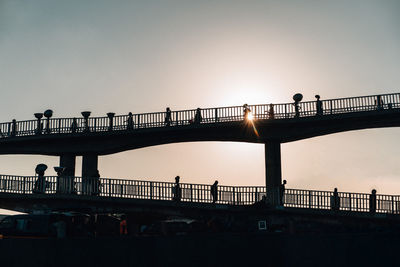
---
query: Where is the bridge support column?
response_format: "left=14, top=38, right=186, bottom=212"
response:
left=60, top=154, right=76, bottom=176
left=265, top=141, right=282, bottom=207
left=59, top=154, right=76, bottom=194
left=82, top=154, right=99, bottom=195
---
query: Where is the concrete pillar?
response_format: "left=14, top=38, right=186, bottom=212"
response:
left=60, top=154, right=76, bottom=176
left=59, top=154, right=76, bottom=194
left=82, top=154, right=99, bottom=195
left=265, top=141, right=282, bottom=206
left=82, top=154, right=98, bottom=177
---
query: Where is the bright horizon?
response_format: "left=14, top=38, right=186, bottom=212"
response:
left=1, top=1, right=400, bottom=213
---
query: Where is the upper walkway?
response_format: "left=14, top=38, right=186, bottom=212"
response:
left=0, top=92, right=399, bottom=155
left=0, top=174, right=398, bottom=215
left=1, top=92, right=400, bottom=138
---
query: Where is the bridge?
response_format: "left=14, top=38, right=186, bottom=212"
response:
left=0, top=92, right=399, bottom=208
left=0, top=174, right=399, bottom=215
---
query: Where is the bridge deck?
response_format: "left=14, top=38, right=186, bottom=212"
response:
left=0, top=174, right=399, bottom=214
left=1, top=93, right=399, bottom=139
left=0, top=93, right=399, bottom=155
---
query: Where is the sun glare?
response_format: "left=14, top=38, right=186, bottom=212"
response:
left=247, top=112, right=254, bottom=121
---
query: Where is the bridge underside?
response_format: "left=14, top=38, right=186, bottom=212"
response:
left=2, top=192, right=400, bottom=238
left=0, top=192, right=396, bottom=220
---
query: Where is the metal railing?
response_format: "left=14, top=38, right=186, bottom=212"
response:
left=0, top=174, right=399, bottom=214
left=0, top=93, right=399, bottom=138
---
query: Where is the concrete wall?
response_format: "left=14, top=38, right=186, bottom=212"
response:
left=0, top=233, right=398, bottom=267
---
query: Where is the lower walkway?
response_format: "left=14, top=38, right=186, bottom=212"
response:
left=0, top=174, right=398, bottom=214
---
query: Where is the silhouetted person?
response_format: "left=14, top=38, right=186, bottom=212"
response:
left=92, top=170, right=101, bottom=196
left=294, top=101, right=301, bottom=118
left=280, top=180, right=287, bottom=206
left=243, top=104, right=251, bottom=120
left=194, top=108, right=202, bottom=124
left=268, top=104, right=275, bottom=119
left=11, top=119, right=17, bottom=137
left=375, top=95, right=384, bottom=110
left=315, top=95, right=323, bottom=115
left=33, top=164, right=47, bottom=194
left=172, top=176, right=182, bottom=201
left=70, top=118, right=78, bottom=133
left=54, top=166, right=65, bottom=194
left=120, top=215, right=128, bottom=236
left=331, top=188, right=340, bottom=211
left=127, top=112, right=134, bottom=130
left=369, top=189, right=377, bottom=214
left=165, top=107, right=172, bottom=126
left=211, top=180, right=218, bottom=203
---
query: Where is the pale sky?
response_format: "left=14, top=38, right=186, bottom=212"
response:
left=1, top=0, right=400, bottom=215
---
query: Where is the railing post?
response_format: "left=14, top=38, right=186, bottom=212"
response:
left=107, top=112, right=115, bottom=131
left=349, top=193, right=352, bottom=211
left=190, top=184, right=193, bottom=202
left=34, top=113, right=43, bottom=135
left=392, top=196, right=395, bottom=214
left=330, top=100, right=333, bottom=114
left=308, top=191, right=312, bottom=209
left=284, top=105, right=287, bottom=118
left=215, top=108, right=218, bottom=122
left=23, top=176, right=26, bottom=194
left=255, top=187, right=258, bottom=202
left=232, top=187, right=235, bottom=205
left=108, top=179, right=112, bottom=197
left=81, top=111, right=91, bottom=132
left=150, top=182, right=153, bottom=200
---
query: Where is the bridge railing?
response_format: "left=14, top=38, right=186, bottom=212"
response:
left=0, top=93, right=399, bottom=138
left=1, top=174, right=400, bottom=214
left=284, top=188, right=400, bottom=214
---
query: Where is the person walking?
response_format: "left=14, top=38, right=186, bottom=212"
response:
left=369, top=189, right=377, bottom=214
left=127, top=112, right=134, bottom=130
left=331, top=188, right=340, bottom=211
left=165, top=107, right=172, bottom=126
left=194, top=108, right=202, bottom=124
left=211, top=180, right=218, bottom=203
left=92, top=170, right=101, bottom=196
left=70, top=118, right=78, bottom=133
left=376, top=95, right=384, bottom=110
left=120, top=215, right=128, bottom=236
left=315, top=95, right=323, bottom=115
left=243, top=104, right=251, bottom=120
left=279, top=180, right=287, bottom=206
left=11, top=119, right=17, bottom=137
left=172, top=176, right=182, bottom=201
left=268, top=104, right=275, bottom=119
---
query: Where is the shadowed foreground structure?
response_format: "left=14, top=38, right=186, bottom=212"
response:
left=1, top=233, right=399, bottom=267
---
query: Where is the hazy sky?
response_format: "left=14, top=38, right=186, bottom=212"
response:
left=1, top=0, right=400, bottom=213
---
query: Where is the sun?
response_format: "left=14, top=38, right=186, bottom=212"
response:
left=247, top=112, right=254, bottom=121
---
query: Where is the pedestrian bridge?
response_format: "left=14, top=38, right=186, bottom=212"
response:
left=1, top=92, right=400, bottom=207
left=0, top=93, right=399, bottom=155
left=0, top=174, right=398, bottom=215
